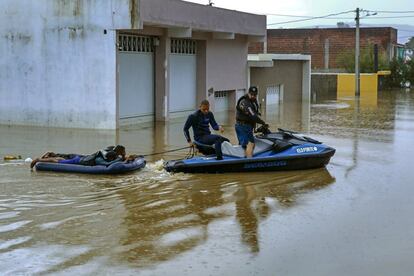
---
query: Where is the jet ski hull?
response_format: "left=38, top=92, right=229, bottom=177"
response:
left=164, top=145, right=335, bottom=173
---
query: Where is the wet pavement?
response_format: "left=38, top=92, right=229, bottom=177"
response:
left=1, top=89, right=414, bottom=275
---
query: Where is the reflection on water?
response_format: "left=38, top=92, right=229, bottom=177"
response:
left=1, top=89, right=414, bottom=275
left=0, top=156, right=335, bottom=274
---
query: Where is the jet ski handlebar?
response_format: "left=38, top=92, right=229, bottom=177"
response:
left=255, top=124, right=271, bottom=135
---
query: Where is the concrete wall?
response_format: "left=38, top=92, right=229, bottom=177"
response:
left=337, top=73, right=378, bottom=93
left=249, top=27, right=397, bottom=70
left=205, top=35, right=248, bottom=93
left=250, top=60, right=304, bottom=103
left=311, top=74, right=338, bottom=101
left=250, top=60, right=309, bottom=130
left=0, top=0, right=139, bottom=129
left=140, top=0, right=265, bottom=36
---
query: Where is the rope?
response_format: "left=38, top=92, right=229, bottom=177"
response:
left=141, top=146, right=191, bottom=157
left=185, top=145, right=197, bottom=159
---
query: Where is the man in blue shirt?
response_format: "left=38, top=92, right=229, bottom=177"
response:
left=184, top=100, right=228, bottom=160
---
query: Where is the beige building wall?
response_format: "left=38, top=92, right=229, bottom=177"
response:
left=250, top=61, right=304, bottom=103
left=249, top=55, right=311, bottom=131
left=205, top=35, right=248, bottom=92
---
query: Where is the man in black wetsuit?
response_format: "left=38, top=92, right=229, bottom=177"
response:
left=183, top=100, right=228, bottom=160
left=235, top=86, right=268, bottom=158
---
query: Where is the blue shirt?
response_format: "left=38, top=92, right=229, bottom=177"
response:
left=183, top=110, right=220, bottom=142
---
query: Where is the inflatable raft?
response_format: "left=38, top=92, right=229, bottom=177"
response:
left=35, top=156, right=146, bottom=174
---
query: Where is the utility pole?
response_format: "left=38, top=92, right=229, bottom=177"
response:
left=355, top=7, right=360, bottom=97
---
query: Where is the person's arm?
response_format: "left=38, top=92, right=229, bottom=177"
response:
left=209, top=112, right=220, bottom=131
left=125, top=154, right=138, bottom=163
left=183, top=114, right=193, bottom=143
left=246, top=106, right=266, bottom=125
left=209, top=112, right=224, bottom=133
left=95, top=156, right=122, bottom=166
left=240, top=100, right=266, bottom=125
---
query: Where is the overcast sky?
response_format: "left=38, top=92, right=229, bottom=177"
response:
left=184, top=0, right=414, bottom=30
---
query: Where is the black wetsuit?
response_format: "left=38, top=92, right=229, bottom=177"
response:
left=183, top=110, right=228, bottom=159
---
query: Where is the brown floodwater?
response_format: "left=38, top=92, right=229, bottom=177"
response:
left=1, top=89, right=413, bottom=275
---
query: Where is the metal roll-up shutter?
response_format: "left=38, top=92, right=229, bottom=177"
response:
left=169, top=39, right=197, bottom=114
left=118, top=34, right=154, bottom=119
left=214, top=90, right=230, bottom=112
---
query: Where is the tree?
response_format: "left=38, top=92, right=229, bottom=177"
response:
left=383, top=58, right=410, bottom=88
left=405, top=37, right=414, bottom=50
left=407, top=58, right=414, bottom=85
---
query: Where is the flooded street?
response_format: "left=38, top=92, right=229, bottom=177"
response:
left=1, top=89, right=414, bottom=275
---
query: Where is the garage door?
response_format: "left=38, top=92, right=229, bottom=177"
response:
left=214, top=90, right=230, bottom=112
left=118, top=35, right=154, bottom=119
left=169, top=39, right=197, bottom=114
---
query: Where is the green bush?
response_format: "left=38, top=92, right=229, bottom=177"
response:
left=382, top=58, right=414, bottom=88
left=336, top=44, right=389, bottom=73
left=406, top=58, right=414, bottom=85
left=383, top=58, right=408, bottom=88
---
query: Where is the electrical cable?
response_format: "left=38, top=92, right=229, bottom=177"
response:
left=267, top=10, right=354, bottom=26
left=363, top=16, right=414, bottom=19
left=366, top=10, right=414, bottom=14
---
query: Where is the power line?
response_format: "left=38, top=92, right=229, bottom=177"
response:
left=266, top=14, right=356, bottom=20
left=363, top=15, right=414, bottom=19
left=267, top=10, right=354, bottom=26
left=366, top=10, right=414, bottom=13
left=265, top=10, right=414, bottom=22
left=265, top=13, right=315, bottom=18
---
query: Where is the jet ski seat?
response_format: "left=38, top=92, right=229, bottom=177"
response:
left=221, top=138, right=274, bottom=158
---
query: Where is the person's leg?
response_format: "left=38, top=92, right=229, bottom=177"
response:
left=235, top=124, right=245, bottom=146
left=245, top=127, right=255, bottom=158
left=198, top=135, right=224, bottom=160
left=236, top=124, right=254, bottom=157
left=30, top=157, right=62, bottom=169
left=212, top=135, right=225, bottom=160
left=41, top=152, right=57, bottom=158
left=246, top=142, right=255, bottom=158
left=58, top=155, right=82, bottom=165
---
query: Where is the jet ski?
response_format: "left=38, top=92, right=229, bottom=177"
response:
left=164, top=126, right=335, bottom=173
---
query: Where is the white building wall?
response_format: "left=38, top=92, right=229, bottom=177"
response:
left=0, top=0, right=139, bottom=129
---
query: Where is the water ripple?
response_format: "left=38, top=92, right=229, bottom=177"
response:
left=0, top=220, right=31, bottom=233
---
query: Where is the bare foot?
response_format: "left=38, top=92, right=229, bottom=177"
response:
left=30, top=158, right=39, bottom=169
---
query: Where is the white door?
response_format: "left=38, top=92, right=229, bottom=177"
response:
left=118, top=35, right=154, bottom=119
left=169, top=39, right=197, bottom=114
left=214, top=91, right=229, bottom=112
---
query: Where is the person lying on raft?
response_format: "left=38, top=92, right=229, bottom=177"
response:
left=30, top=145, right=137, bottom=169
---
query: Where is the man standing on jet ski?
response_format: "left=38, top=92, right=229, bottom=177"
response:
left=235, top=86, right=268, bottom=158
left=184, top=100, right=229, bottom=160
